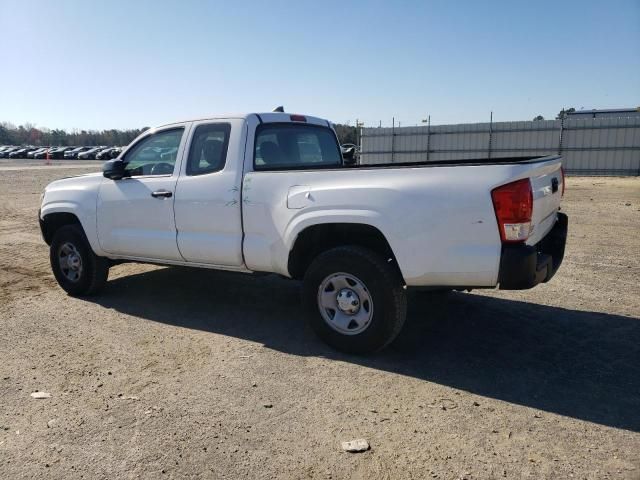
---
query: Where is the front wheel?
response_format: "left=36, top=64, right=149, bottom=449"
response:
left=302, top=246, right=407, bottom=354
left=50, top=224, right=109, bottom=296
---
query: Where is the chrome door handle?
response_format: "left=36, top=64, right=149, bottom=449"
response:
left=151, top=190, right=173, bottom=198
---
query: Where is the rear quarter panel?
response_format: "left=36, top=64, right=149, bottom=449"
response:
left=242, top=164, right=510, bottom=287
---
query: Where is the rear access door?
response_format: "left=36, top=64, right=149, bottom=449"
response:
left=173, top=118, right=246, bottom=266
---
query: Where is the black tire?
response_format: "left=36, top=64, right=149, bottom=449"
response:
left=50, top=224, right=109, bottom=296
left=302, top=246, right=407, bottom=354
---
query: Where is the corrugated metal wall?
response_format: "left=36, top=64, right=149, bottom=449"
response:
left=359, top=117, right=640, bottom=175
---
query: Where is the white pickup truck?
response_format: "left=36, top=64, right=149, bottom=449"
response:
left=39, top=111, right=568, bottom=353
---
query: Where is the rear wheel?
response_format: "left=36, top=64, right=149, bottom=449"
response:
left=50, top=225, right=109, bottom=296
left=302, top=246, right=407, bottom=354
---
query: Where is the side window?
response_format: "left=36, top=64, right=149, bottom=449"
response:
left=123, top=128, right=184, bottom=176
left=254, top=124, right=341, bottom=170
left=186, top=123, right=231, bottom=175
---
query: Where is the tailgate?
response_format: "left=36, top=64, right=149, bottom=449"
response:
left=526, top=158, right=564, bottom=245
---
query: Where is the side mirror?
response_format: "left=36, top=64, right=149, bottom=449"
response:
left=103, top=159, right=127, bottom=180
left=342, top=147, right=357, bottom=166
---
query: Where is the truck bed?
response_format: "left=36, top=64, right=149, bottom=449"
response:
left=351, top=155, right=555, bottom=169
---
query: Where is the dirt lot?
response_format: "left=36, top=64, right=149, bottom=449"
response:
left=1, top=160, right=639, bottom=479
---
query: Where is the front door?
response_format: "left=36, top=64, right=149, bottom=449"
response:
left=97, top=127, right=187, bottom=260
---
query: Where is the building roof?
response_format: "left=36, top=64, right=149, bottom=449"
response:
left=567, top=107, right=640, bottom=115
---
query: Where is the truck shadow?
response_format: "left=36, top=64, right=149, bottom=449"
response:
left=92, top=266, right=640, bottom=432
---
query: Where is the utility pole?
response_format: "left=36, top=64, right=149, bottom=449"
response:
left=422, top=115, right=431, bottom=161
left=488, top=111, right=493, bottom=159
left=355, top=118, right=358, bottom=148
left=355, top=119, right=364, bottom=150
left=391, top=117, right=395, bottom=163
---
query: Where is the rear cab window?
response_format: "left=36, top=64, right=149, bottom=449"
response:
left=254, top=123, right=341, bottom=170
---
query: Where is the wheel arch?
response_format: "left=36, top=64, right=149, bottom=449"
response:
left=287, top=222, right=401, bottom=281
left=40, top=211, right=84, bottom=245
left=39, top=210, right=95, bottom=250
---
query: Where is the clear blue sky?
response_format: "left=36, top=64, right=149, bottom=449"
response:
left=1, top=0, right=638, bottom=130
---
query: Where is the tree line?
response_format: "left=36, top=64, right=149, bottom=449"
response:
left=0, top=122, right=150, bottom=147
left=2, top=111, right=581, bottom=146
left=332, top=124, right=357, bottom=144
left=532, top=108, right=577, bottom=121
left=1, top=121, right=359, bottom=147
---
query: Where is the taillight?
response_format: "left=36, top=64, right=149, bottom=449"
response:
left=491, top=178, right=533, bottom=243
left=290, top=114, right=307, bottom=122
left=560, top=166, right=566, bottom=197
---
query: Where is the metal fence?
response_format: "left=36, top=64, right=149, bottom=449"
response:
left=360, top=116, right=640, bottom=175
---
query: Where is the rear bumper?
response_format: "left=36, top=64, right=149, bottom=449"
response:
left=498, top=212, right=568, bottom=290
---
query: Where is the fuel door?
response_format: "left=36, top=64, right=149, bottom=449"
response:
left=287, top=185, right=312, bottom=209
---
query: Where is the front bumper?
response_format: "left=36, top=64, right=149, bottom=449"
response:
left=38, top=209, right=48, bottom=244
left=498, top=212, right=568, bottom=290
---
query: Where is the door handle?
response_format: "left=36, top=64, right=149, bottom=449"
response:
left=151, top=190, right=173, bottom=198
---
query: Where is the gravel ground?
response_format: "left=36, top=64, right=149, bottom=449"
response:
left=0, top=161, right=639, bottom=479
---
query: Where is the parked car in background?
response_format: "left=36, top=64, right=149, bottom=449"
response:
left=340, top=143, right=360, bottom=165
left=0, top=146, right=20, bottom=158
left=8, top=147, right=34, bottom=158
left=95, top=147, right=123, bottom=160
left=96, top=147, right=117, bottom=160
left=8, top=146, right=39, bottom=158
left=1, top=144, right=127, bottom=161
left=78, top=146, right=108, bottom=160
left=28, top=146, right=43, bottom=157
left=6, top=148, right=26, bottom=158
left=27, top=147, right=49, bottom=158
left=34, top=147, right=58, bottom=159
left=64, top=146, right=93, bottom=159
left=47, top=147, right=74, bottom=159
left=340, top=143, right=359, bottom=151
